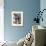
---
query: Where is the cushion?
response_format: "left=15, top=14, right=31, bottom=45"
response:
left=17, top=37, right=25, bottom=46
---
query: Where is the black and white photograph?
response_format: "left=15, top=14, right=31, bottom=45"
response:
left=11, top=11, right=23, bottom=26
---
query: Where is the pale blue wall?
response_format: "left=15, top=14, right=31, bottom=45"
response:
left=4, top=0, right=40, bottom=42
left=40, top=0, right=46, bottom=27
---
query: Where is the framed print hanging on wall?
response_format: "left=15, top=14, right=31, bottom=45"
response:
left=11, top=11, right=23, bottom=26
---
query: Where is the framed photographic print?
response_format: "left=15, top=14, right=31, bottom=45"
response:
left=11, top=11, right=23, bottom=26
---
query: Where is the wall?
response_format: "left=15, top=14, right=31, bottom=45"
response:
left=40, top=0, right=46, bottom=27
left=4, top=0, right=40, bottom=42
